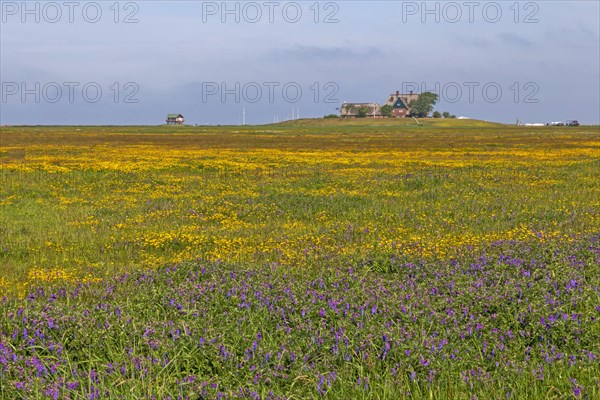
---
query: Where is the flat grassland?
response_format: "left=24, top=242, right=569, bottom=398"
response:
left=1, top=120, right=599, bottom=398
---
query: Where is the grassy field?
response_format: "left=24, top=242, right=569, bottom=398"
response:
left=1, top=119, right=599, bottom=398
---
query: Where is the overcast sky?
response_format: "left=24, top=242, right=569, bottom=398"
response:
left=1, top=1, right=599, bottom=125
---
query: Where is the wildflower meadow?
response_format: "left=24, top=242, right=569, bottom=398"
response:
left=1, top=119, right=599, bottom=399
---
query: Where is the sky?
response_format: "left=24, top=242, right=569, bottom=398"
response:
left=1, top=0, right=599, bottom=125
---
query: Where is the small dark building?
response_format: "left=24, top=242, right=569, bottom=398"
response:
left=166, top=114, right=185, bottom=125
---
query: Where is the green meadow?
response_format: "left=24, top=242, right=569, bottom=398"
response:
left=0, top=119, right=599, bottom=399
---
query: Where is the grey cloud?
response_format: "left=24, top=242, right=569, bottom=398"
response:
left=498, top=32, right=533, bottom=47
left=579, top=26, right=599, bottom=41
left=267, top=45, right=383, bottom=61
left=455, top=36, right=490, bottom=48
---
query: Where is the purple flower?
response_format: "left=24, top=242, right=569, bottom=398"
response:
left=45, top=386, right=60, bottom=400
left=566, top=279, right=578, bottom=290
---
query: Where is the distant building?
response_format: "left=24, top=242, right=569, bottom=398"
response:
left=384, top=91, right=420, bottom=118
left=166, top=114, right=185, bottom=125
left=340, top=103, right=382, bottom=118
left=340, top=91, right=420, bottom=118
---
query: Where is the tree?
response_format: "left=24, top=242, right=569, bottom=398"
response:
left=409, top=92, right=439, bottom=118
left=380, top=104, right=393, bottom=117
left=357, top=107, right=369, bottom=118
left=432, top=111, right=442, bottom=118
left=442, top=112, right=450, bottom=118
left=324, top=114, right=339, bottom=119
